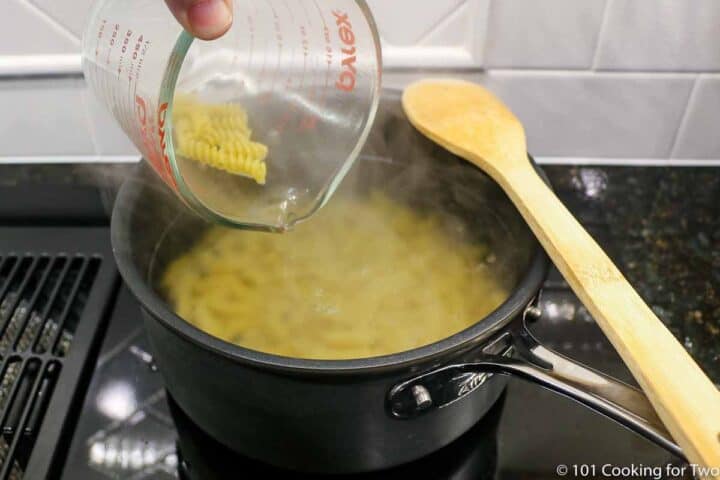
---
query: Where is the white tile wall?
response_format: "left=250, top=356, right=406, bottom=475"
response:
left=483, top=72, right=694, bottom=158
left=373, top=70, right=697, bottom=159
left=1, top=0, right=78, bottom=55
left=485, top=0, right=607, bottom=69
left=28, top=0, right=96, bottom=39
left=382, top=71, right=483, bottom=90
left=369, top=0, right=467, bottom=46
left=1, top=0, right=720, bottom=162
left=368, top=0, right=488, bottom=68
left=672, top=76, right=720, bottom=159
left=0, top=78, right=95, bottom=156
left=595, top=0, right=720, bottom=72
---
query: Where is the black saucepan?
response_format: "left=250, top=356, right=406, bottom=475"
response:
left=111, top=90, right=682, bottom=473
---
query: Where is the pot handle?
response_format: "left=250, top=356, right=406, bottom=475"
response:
left=387, top=303, right=684, bottom=459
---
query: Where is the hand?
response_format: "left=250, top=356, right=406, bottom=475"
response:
left=165, top=0, right=233, bottom=40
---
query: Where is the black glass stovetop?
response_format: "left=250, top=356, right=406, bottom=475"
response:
left=29, top=163, right=714, bottom=480
left=59, top=279, right=685, bottom=480
left=0, top=138, right=717, bottom=479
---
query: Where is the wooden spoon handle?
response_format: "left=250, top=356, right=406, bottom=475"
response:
left=498, top=164, right=720, bottom=470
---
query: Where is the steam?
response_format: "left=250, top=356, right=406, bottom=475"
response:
left=315, top=92, right=533, bottom=292
left=62, top=160, right=173, bottom=220
left=113, top=92, right=535, bottom=297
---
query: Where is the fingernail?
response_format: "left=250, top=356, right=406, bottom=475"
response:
left=187, top=0, right=232, bottom=40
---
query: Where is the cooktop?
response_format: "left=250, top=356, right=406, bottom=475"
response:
left=2, top=163, right=717, bottom=479
left=59, top=283, right=686, bottom=480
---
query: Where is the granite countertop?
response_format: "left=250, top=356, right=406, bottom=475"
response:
left=544, top=165, right=720, bottom=383
left=1, top=162, right=718, bottom=382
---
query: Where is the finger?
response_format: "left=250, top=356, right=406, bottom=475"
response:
left=165, top=0, right=233, bottom=40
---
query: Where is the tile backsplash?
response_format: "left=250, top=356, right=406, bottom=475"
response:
left=1, top=0, right=719, bottom=163
left=1, top=0, right=78, bottom=56
left=0, top=78, right=93, bottom=155
left=485, top=72, right=694, bottom=159
left=484, top=0, right=607, bottom=69
left=594, top=0, right=720, bottom=72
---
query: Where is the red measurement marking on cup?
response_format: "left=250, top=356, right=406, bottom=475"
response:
left=107, top=23, right=119, bottom=66
left=95, top=19, right=107, bottom=59
left=298, top=113, right=318, bottom=132
left=310, top=2, right=332, bottom=130
left=324, top=24, right=332, bottom=67
left=127, top=34, right=143, bottom=83
left=117, top=29, right=133, bottom=79
left=333, top=10, right=357, bottom=92
left=267, top=3, right=282, bottom=93
left=157, top=102, right=175, bottom=185
left=135, top=96, right=176, bottom=188
left=135, top=96, right=158, bottom=169
left=296, top=19, right=318, bottom=132
left=300, top=25, right=310, bottom=60
left=135, top=96, right=155, bottom=166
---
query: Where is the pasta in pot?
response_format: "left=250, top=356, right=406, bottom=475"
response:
left=161, top=193, right=510, bottom=360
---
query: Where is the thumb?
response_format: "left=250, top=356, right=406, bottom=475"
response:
left=165, top=0, right=233, bottom=40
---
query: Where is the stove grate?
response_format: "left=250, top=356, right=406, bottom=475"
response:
left=0, top=229, right=118, bottom=480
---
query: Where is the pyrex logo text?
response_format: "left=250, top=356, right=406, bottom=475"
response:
left=135, top=95, right=156, bottom=161
left=157, top=102, right=176, bottom=186
left=158, top=102, right=170, bottom=163
left=134, top=95, right=175, bottom=186
left=334, top=10, right=357, bottom=92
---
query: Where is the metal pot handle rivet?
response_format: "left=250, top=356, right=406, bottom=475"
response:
left=387, top=299, right=685, bottom=460
left=411, top=385, right=432, bottom=410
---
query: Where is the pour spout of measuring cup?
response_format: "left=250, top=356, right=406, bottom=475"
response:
left=165, top=0, right=233, bottom=41
left=83, top=0, right=382, bottom=231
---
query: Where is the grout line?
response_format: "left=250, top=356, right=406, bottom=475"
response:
left=414, top=0, right=471, bottom=47
left=2, top=63, right=708, bottom=78
left=0, top=55, right=82, bottom=77
left=484, top=68, right=701, bottom=78
left=594, top=66, right=720, bottom=74
left=382, top=65, right=485, bottom=74
left=0, top=59, right=713, bottom=79
left=382, top=47, right=478, bottom=70
left=1, top=156, right=719, bottom=167
left=0, top=155, right=141, bottom=164
left=477, top=0, right=493, bottom=65
left=590, top=0, right=613, bottom=71
left=19, top=0, right=81, bottom=45
left=381, top=66, right=711, bottom=77
left=669, top=75, right=701, bottom=159
left=377, top=64, right=720, bottom=76
left=536, top=157, right=720, bottom=167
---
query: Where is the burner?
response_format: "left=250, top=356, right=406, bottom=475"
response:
left=61, top=280, right=681, bottom=480
left=171, top=392, right=501, bottom=480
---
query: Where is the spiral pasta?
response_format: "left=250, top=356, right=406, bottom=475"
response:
left=161, top=193, right=510, bottom=360
left=172, top=94, right=268, bottom=184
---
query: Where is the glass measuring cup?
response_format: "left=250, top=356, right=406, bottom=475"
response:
left=82, top=0, right=382, bottom=231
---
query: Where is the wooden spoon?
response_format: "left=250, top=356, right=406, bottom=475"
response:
left=403, top=78, right=720, bottom=471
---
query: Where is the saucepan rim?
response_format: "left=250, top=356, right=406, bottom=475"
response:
left=110, top=109, right=549, bottom=376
